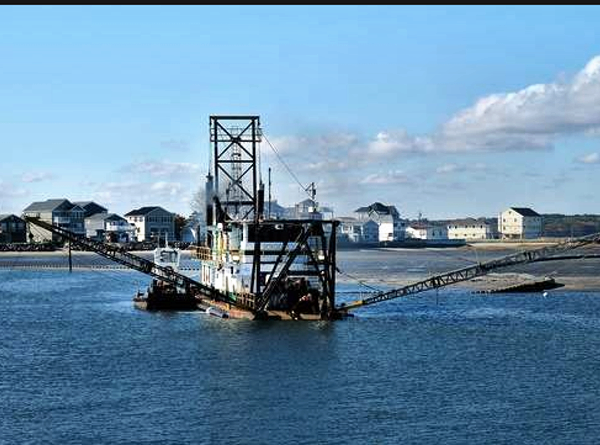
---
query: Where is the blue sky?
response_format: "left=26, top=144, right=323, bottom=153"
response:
left=1, top=6, right=600, bottom=219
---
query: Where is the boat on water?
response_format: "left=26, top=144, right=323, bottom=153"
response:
left=133, top=236, right=199, bottom=311
left=134, top=116, right=341, bottom=320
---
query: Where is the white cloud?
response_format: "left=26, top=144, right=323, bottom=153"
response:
left=435, top=164, right=461, bottom=174
left=435, top=163, right=488, bottom=174
left=21, top=172, right=54, bottom=183
left=369, top=130, right=434, bottom=155
left=359, top=170, right=411, bottom=185
left=91, top=180, right=189, bottom=214
left=576, top=152, right=600, bottom=164
left=368, top=55, right=600, bottom=155
left=266, top=132, right=359, bottom=154
left=150, top=181, right=183, bottom=196
left=121, top=160, right=201, bottom=178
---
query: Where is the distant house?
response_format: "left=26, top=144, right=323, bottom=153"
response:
left=354, top=202, right=406, bottom=242
left=73, top=201, right=108, bottom=218
left=85, top=213, right=135, bottom=243
left=406, top=222, right=448, bottom=240
left=265, top=200, right=287, bottom=219
left=22, top=199, right=85, bottom=243
left=447, top=218, right=497, bottom=240
left=0, top=214, right=27, bottom=243
left=337, top=217, right=379, bottom=244
left=124, top=206, right=175, bottom=242
left=499, top=207, right=543, bottom=239
left=285, top=199, right=323, bottom=220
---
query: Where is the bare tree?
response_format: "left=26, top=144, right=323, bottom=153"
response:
left=190, top=185, right=206, bottom=222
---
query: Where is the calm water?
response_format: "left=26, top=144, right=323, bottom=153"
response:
left=2, top=251, right=600, bottom=444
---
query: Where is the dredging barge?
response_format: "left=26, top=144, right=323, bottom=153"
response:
left=24, top=115, right=600, bottom=320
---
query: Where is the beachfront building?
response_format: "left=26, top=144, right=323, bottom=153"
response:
left=22, top=199, right=85, bottom=243
left=73, top=201, right=108, bottom=218
left=0, top=214, right=27, bottom=243
left=285, top=198, right=323, bottom=220
left=354, top=202, right=406, bottom=242
left=85, top=213, right=135, bottom=243
left=499, top=207, right=543, bottom=239
left=447, top=218, right=497, bottom=240
left=405, top=222, right=448, bottom=240
left=337, top=217, right=379, bottom=244
left=125, top=206, right=175, bottom=242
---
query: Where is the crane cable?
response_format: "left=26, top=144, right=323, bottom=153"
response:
left=262, top=133, right=315, bottom=201
left=335, top=267, right=383, bottom=293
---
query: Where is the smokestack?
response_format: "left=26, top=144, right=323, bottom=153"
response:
left=205, top=173, right=214, bottom=226
left=257, top=181, right=265, bottom=220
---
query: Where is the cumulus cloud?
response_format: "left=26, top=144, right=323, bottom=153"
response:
left=435, top=164, right=461, bottom=174
left=368, top=55, right=600, bottom=155
left=91, top=180, right=187, bottom=209
left=576, top=152, right=600, bottom=164
left=435, top=163, right=488, bottom=174
left=267, top=132, right=360, bottom=154
left=21, top=172, right=54, bottom=183
left=121, top=160, right=201, bottom=178
left=359, top=170, right=411, bottom=185
left=150, top=181, right=183, bottom=196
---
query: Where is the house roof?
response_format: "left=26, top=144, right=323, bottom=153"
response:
left=354, top=202, right=399, bottom=216
left=74, top=201, right=108, bottom=210
left=0, top=214, right=25, bottom=222
left=510, top=207, right=541, bottom=217
left=86, top=213, right=126, bottom=223
left=446, top=218, right=490, bottom=226
left=23, top=199, right=73, bottom=213
left=267, top=201, right=286, bottom=212
left=408, top=223, right=430, bottom=230
left=124, top=206, right=164, bottom=217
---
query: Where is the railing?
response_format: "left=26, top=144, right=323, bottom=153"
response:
left=191, top=246, right=212, bottom=261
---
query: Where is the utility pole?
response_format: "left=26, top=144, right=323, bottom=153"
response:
left=68, top=240, right=72, bottom=273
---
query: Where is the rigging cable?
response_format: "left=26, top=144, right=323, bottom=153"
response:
left=262, top=133, right=315, bottom=201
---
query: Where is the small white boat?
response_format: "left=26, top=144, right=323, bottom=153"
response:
left=205, top=306, right=229, bottom=318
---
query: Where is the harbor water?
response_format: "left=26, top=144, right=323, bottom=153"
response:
left=2, top=249, right=600, bottom=444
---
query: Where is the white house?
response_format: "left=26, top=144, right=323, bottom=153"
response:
left=499, top=207, right=543, bottom=239
left=406, top=223, right=448, bottom=240
left=285, top=198, right=323, bottom=220
left=337, top=217, right=379, bottom=244
left=354, top=202, right=406, bottom=242
left=125, top=206, right=175, bottom=242
left=447, top=218, right=497, bottom=240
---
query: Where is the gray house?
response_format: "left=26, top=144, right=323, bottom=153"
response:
left=124, top=206, right=175, bottom=242
left=85, top=213, right=135, bottom=243
left=0, top=214, right=27, bottom=243
left=22, top=199, right=85, bottom=243
left=74, top=201, right=108, bottom=218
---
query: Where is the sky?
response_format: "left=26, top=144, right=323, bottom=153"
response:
left=1, top=5, right=600, bottom=220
